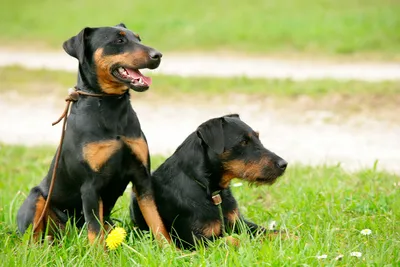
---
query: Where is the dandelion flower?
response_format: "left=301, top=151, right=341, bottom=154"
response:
left=350, top=252, right=362, bottom=258
left=268, top=220, right=277, bottom=230
left=106, top=227, right=127, bottom=250
left=316, top=254, right=327, bottom=259
left=232, top=182, right=243, bottom=187
left=360, top=229, right=372, bottom=236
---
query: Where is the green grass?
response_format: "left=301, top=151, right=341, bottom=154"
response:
left=1, top=66, right=399, bottom=98
left=1, top=144, right=399, bottom=265
left=0, top=0, right=399, bottom=59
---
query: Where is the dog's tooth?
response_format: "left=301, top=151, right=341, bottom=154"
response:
left=138, top=77, right=143, bottom=84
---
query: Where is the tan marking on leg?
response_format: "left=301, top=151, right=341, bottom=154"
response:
left=87, top=199, right=106, bottom=245
left=99, top=198, right=104, bottom=243
left=94, top=48, right=150, bottom=95
left=83, top=140, right=122, bottom=172
left=202, top=220, right=222, bottom=238
left=104, top=223, right=112, bottom=234
left=226, top=208, right=239, bottom=225
left=137, top=196, right=171, bottom=243
left=121, top=137, right=148, bottom=167
left=33, top=195, right=46, bottom=241
left=88, top=230, right=97, bottom=244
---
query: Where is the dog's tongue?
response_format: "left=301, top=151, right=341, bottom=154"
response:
left=126, top=68, right=152, bottom=85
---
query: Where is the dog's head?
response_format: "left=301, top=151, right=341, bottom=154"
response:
left=197, top=114, right=287, bottom=188
left=63, top=23, right=161, bottom=94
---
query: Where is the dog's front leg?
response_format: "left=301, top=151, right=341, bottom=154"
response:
left=225, top=208, right=266, bottom=235
left=125, top=136, right=172, bottom=245
left=240, top=218, right=267, bottom=235
left=81, top=184, right=104, bottom=244
left=132, top=166, right=171, bottom=244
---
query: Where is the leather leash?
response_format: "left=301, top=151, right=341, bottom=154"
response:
left=33, top=87, right=121, bottom=233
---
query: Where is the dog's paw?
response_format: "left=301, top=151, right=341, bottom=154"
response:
left=265, top=229, right=299, bottom=241
left=225, top=235, right=240, bottom=247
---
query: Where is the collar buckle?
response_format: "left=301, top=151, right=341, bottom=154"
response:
left=212, top=193, right=222, bottom=205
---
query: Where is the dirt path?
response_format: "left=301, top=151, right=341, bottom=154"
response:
left=0, top=49, right=399, bottom=81
left=1, top=96, right=399, bottom=174
left=1, top=49, right=399, bottom=173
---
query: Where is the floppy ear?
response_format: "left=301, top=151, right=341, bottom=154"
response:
left=62, top=27, right=92, bottom=63
left=224, top=113, right=240, bottom=119
left=116, top=23, right=127, bottom=28
left=197, top=118, right=224, bottom=154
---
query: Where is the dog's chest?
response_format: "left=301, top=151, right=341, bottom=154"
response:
left=82, top=135, right=148, bottom=173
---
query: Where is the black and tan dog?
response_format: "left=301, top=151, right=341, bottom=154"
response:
left=17, top=23, right=171, bottom=244
left=130, top=114, right=287, bottom=249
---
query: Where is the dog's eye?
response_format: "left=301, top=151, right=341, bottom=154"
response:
left=114, top=38, right=125, bottom=44
left=240, top=139, right=249, bottom=146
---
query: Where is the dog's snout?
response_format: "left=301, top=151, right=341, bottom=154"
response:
left=276, top=159, right=288, bottom=171
left=149, top=49, right=162, bottom=61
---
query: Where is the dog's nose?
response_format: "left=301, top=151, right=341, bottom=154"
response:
left=276, top=159, right=288, bottom=171
left=149, top=50, right=162, bottom=61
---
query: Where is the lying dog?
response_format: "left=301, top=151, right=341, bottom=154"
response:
left=130, top=114, right=287, bottom=249
left=17, top=23, right=170, bottom=244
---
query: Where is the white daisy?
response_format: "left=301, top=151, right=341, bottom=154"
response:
left=360, top=229, right=372, bottom=236
left=350, top=252, right=362, bottom=258
left=316, top=254, right=327, bottom=259
left=268, top=220, right=277, bottom=230
left=335, top=254, right=344, bottom=261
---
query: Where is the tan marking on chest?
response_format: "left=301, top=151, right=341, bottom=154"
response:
left=202, top=220, right=222, bottom=237
left=121, top=137, right=148, bottom=167
left=83, top=140, right=122, bottom=172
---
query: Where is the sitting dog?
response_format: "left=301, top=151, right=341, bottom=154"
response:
left=17, top=23, right=171, bottom=244
left=130, top=114, right=287, bottom=249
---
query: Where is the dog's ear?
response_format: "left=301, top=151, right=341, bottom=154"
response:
left=197, top=118, right=224, bottom=154
left=223, top=113, right=240, bottom=119
left=116, top=23, right=127, bottom=28
left=63, top=27, right=93, bottom=63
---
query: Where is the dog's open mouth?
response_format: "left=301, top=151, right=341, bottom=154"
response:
left=112, top=67, right=152, bottom=92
